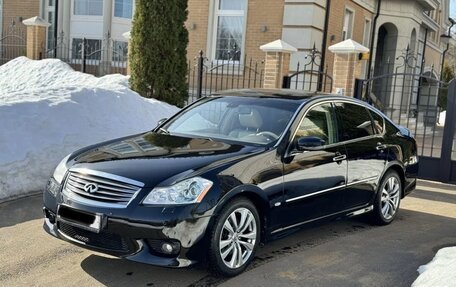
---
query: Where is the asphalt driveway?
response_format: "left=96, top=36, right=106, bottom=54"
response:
left=0, top=180, right=455, bottom=287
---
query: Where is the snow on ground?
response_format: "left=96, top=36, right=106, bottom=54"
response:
left=0, top=57, right=179, bottom=201
left=412, top=247, right=456, bottom=287
left=437, top=110, right=446, bottom=127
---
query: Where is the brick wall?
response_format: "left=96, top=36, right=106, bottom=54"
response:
left=2, top=0, right=39, bottom=36
left=186, top=0, right=284, bottom=64
left=324, top=0, right=373, bottom=78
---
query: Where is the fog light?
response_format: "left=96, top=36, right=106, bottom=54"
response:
left=161, top=243, right=174, bottom=254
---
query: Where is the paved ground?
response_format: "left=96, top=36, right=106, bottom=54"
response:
left=0, top=180, right=455, bottom=287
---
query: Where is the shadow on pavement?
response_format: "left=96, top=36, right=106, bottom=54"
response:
left=80, top=254, right=208, bottom=287
left=0, top=193, right=43, bottom=228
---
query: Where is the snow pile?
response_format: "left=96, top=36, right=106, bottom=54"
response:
left=0, top=57, right=179, bottom=201
left=412, top=247, right=456, bottom=287
left=437, top=111, right=446, bottom=127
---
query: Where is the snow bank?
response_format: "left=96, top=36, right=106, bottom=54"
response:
left=412, top=247, right=456, bottom=287
left=0, top=57, right=179, bottom=200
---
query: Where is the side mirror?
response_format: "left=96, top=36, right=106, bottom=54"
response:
left=296, top=136, right=326, bottom=151
left=157, top=118, right=168, bottom=126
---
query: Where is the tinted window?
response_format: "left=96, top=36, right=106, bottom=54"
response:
left=296, top=104, right=337, bottom=145
left=335, top=103, right=376, bottom=141
left=369, top=110, right=385, bottom=134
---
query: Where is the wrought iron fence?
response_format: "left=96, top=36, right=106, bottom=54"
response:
left=354, top=45, right=451, bottom=165
left=282, top=44, right=333, bottom=93
left=187, top=51, right=264, bottom=103
left=0, top=20, right=26, bottom=66
left=44, top=32, right=128, bottom=76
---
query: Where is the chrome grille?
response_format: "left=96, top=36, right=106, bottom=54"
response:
left=63, top=169, right=143, bottom=207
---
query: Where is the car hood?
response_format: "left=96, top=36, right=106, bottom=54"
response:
left=68, top=132, right=263, bottom=187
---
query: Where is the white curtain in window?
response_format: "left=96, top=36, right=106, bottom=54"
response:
left=215, top=16, right=243, bottom=61
left=74, top=0, right=103, bottom=16
left=114, top=0, right=133, bottom=19
left=219, top=0, right=246, bottom=11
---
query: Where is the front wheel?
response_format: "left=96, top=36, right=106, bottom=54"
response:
left=370, top=171, right=402, bottom=225
left=208, top=197, right=260, bottom=277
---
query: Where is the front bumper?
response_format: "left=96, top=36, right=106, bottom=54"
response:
left=43, top=190, right=213, bottom=268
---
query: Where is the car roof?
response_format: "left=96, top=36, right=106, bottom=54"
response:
left=210, top=88, right=368, bottom=104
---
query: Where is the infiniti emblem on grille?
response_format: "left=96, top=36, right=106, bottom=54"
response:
left=83, top=183, right=98, bottom=194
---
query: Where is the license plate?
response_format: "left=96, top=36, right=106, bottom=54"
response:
left=57, top=205, right=102, bottom=233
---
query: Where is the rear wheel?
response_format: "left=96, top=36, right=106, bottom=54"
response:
left=370, top=171, right=402, bottom=225
left=208, top=198, right=260, bottom=277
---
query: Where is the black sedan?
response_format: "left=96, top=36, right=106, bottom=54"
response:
left=43, top=89, right=418, bottom=276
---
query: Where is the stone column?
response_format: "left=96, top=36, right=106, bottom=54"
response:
left=260, top=40, right=297, bottom=89
left=123, top=31, right=131, bottom=75
left=22, top=17, right=51, bottom=60
left=329, top=39, right=369, bottom=97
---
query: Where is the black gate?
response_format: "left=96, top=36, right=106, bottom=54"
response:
left=0, top=20, right=26, bottom=65
left=353, top=49, right=456, bottom=183
left=44, top=32, right=128, bottom=76
left=282, top=45, right=333, bottom=93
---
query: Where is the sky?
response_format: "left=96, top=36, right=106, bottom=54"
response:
left=452, top=0, right=456, bottom=18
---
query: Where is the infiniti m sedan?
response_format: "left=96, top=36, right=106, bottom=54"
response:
left=43, top=89, right=418, bottom=276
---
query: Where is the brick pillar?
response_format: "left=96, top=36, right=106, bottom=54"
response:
left=260, top=40, right=297, bottom=89
left=329, top=39, right=370, bottom=96
left=22, top=17, right=50, bottom=60
left=123, top=31, right=131, bottom=75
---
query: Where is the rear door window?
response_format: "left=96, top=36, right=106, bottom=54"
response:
left=369, top=110, right=385, bottom=134
left=334, top=102, right=376, bottom=141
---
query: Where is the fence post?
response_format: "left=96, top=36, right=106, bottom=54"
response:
left=328, top=39, right=369, bottom=96
left=439, top=79, right=456, bottom=183
left=260, top=40, right=297, bottom=89
left=196, top=50, right=204, bottom=99
left=22, top=16, right=50, bottom=60
left=282, top=75, right=291, bottom=89
left=81, top=38, right=86, bottom=73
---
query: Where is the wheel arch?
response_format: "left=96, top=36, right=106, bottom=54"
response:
left=213, top=185, right=270, bottom=242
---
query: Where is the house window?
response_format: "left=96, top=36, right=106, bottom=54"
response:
left=212, top=0, right=246, bottom=62
left=72, top=38, right=102, bottom=60
left=74, top=0, right=103, bottom=16
left=363, top=19, right=371, bottom=47
left=342, top=9, right=354, bottom=40
left=112, top=40, right=128, bottom=62
left=114, top=0, right=133, bottom=19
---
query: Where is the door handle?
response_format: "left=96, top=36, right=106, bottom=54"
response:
left=376, top=142, right=387, bottom=151
left=333, top=154, right=347, bottom=162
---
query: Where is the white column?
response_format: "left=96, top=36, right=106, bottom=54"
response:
left=100, top=0, right=113, bottom=75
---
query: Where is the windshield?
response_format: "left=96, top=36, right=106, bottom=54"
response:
left=162, top=96, right=301, bottom=146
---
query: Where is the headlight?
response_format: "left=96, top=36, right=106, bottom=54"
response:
left=142, top=177, right=213, bottom=205
left=53, top=154, right=71, bottom=184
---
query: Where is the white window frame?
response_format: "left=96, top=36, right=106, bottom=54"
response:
left=45, top=1, right=56, bottom=50
left=208, top=0, right=248, bottom=66
left=342, top=7, right=355, bottom=41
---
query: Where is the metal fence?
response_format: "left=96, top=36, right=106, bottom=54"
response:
left=186, top=51, right=264, bottom=103
left=354, top=46, right=456, bottom=182
left=282, top=45, right=333, bottom=93
left=44, top=32, right=128, bottom=76
left=0, top=20, right=26, bottom=66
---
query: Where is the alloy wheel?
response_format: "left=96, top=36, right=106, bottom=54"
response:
left=381, top=176, right=401, bottom=220
left=219, top=207, right=257, bottom=269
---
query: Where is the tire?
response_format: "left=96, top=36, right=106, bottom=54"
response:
left=207, top=197, right=260, bottom=277
left=370, top=170, right=402, bottom=225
